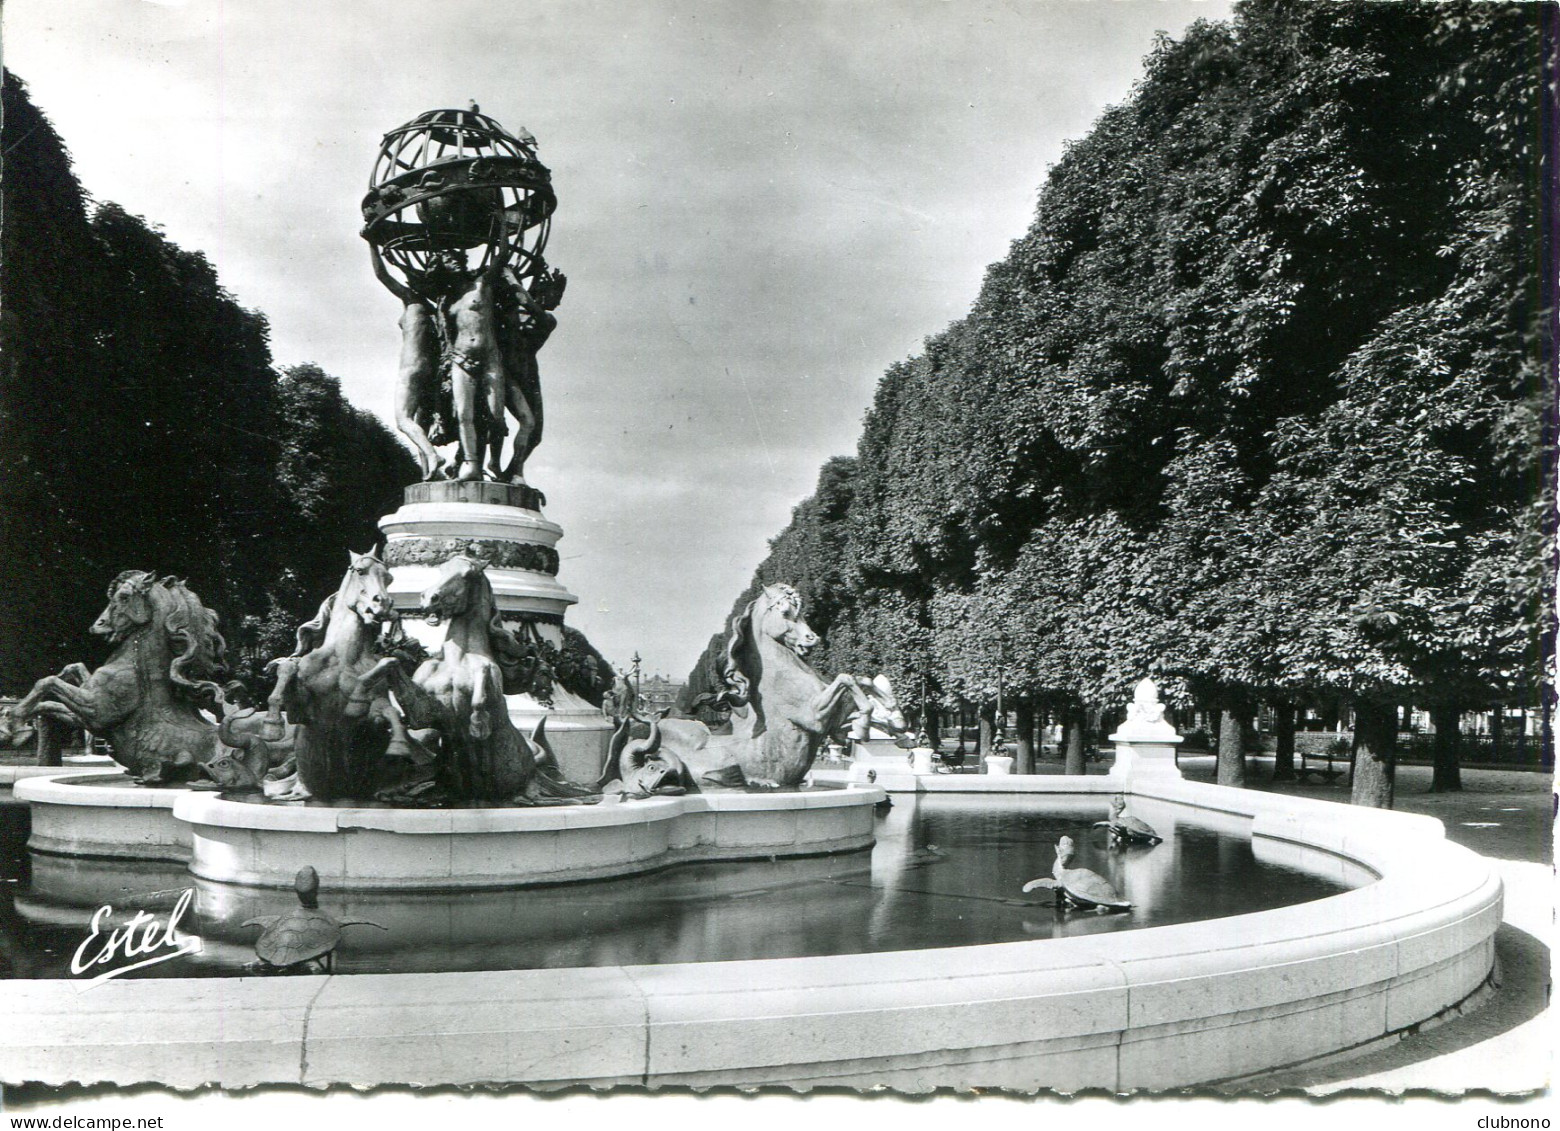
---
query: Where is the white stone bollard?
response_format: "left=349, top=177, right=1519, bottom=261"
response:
left=984, top=755, right=1015, bottom=775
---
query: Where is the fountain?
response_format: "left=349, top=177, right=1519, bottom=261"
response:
left=360, top=104, right=610, bottom=778
left=0, top=113, right=1501, bottom=1092
left=8, top=107, right=889, bottom=889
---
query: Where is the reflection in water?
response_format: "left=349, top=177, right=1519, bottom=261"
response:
left=0, top=794, right=1371, bottom=980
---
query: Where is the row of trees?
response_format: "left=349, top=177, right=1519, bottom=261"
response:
left=685, top=1, right=1555, bottom=806
left=0, top=72, right=417, bottom=692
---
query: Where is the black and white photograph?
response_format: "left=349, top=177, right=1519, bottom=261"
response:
left=0, top=1, right=1552, bottom=1126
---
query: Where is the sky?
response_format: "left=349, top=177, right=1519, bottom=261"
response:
left=5, top=0, right=1236, bottom=678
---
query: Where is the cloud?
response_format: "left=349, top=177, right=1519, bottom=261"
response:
left=8, top=0, right=1234, bottom=674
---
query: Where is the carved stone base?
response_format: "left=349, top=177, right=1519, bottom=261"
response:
left=383, top=536, right=559, bottom=575
left=404, top=480, right=545, bottom=511
left=379, top=500, right=576, bottom=620
left=376, top=485, right=610, bottom=781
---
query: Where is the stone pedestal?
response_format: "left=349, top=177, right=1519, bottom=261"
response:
left=1105, top=677, right=1184, bottom=783
left=380, top=481, right=576, bottom=625
left=378, top=480, right=613, bottom=782
left=1107, top=732, right=1183, bottom=781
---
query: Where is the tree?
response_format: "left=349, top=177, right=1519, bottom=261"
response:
left=0, top=72, right=117, bottom=690
left=0, top=73, right=423, bottom=697
left=684, top=2, right=1554, bottom=809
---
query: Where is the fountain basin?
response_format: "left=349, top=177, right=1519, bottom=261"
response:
left=13, top=772, right=193, bottom=861
left=174, top=786, right=885, bottom=890
left=0, top=776, right=1499, bottom=1091
left=1, top=763, right=82, bottom=808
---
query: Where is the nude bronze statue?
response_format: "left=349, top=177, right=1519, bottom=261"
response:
left=373, top=252, right=562, bottom=485
left=361, top=106, right=562, bottom=485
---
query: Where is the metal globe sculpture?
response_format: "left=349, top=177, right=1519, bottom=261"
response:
left=361, top=104, right=554, bottom=304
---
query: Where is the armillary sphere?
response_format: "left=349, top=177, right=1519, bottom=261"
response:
left=361, top=104, right=555, bottom=304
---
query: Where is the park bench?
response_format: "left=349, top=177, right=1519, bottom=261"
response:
left=1295, top=743, right=1345, bottom=783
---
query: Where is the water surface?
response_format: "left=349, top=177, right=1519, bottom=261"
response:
left=0, top=793, right=1371, bottom=979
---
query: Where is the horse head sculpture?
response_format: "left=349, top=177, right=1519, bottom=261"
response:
left=9, top=571, right=227, bottom=782
left=92, top=571, right=158, bottom=642
left=750, top=584, right=819, bottom=657
left=421, top=555, right=479, bottom=625
left=420, top=554, right=504, bottom=635
left=290, top=551, right=396, bottom=658
left=848, top=674, right=908, bottom=742
left=342, top=551, right=396, bottom=625
left=716, top=584, right=821, bottom=735
left=659, top=583, right=884, bottom=789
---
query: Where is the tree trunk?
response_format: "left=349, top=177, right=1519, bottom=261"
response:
left=34, top=715, right=64, bottom=767
left=1014, top=699, right=1035, bottom=774
left=1490, top=703, right=1505, bottom=761
left=924, top=709, right=941, bottom=749
left=1217, top=709, right=1247, bottom=787
left=1063, top=705, right=1086, bottom=776
left=1430, top=703, right=1462, bottom=793
left=1271, top=702, right=1296, bottom=783
left=1350, top=699, right=1397, bottom=808
left=1544, top=681, right=1556, bottom=771
left=978, top=703, right=995, bottom=768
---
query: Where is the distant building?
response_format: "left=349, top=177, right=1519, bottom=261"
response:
left=638, top=674, right=683, bottom=715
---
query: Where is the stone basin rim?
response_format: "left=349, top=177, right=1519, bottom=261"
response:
left=0, top=775, right=1502, bottom=1091
left=171, top=782, right=881, bottom=833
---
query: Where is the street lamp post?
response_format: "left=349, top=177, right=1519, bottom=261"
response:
left=992, top=630, right=1010, bottom=770
left=631, top=652, right=642, bottom=708
left=996, top=635, right=1006, bottom=733
left=919, top=672, right=928, bottom=742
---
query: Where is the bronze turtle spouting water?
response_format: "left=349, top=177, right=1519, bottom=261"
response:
left=244, top=866, right=386, bottom=973
left=1093, top=794, right=1161, bottom=846
left=1022, top=835, right=1132, bottom=912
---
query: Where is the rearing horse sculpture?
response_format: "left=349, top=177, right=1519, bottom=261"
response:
left=676, top=584, right=905, bottom=788
left=373, top=554, right=595, bottom=804
left=264, top=551, right=414, bottom=802
left=5, top=572, right=227, bottom=784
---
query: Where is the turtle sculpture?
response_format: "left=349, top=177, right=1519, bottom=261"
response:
left=1092, top=794, right=1162, bottom=846
left=597, top=715, right=698, bottom=800
left=1021, top=836, right=1132, bottom=912
left=243, top=866, right=385, bottom=973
